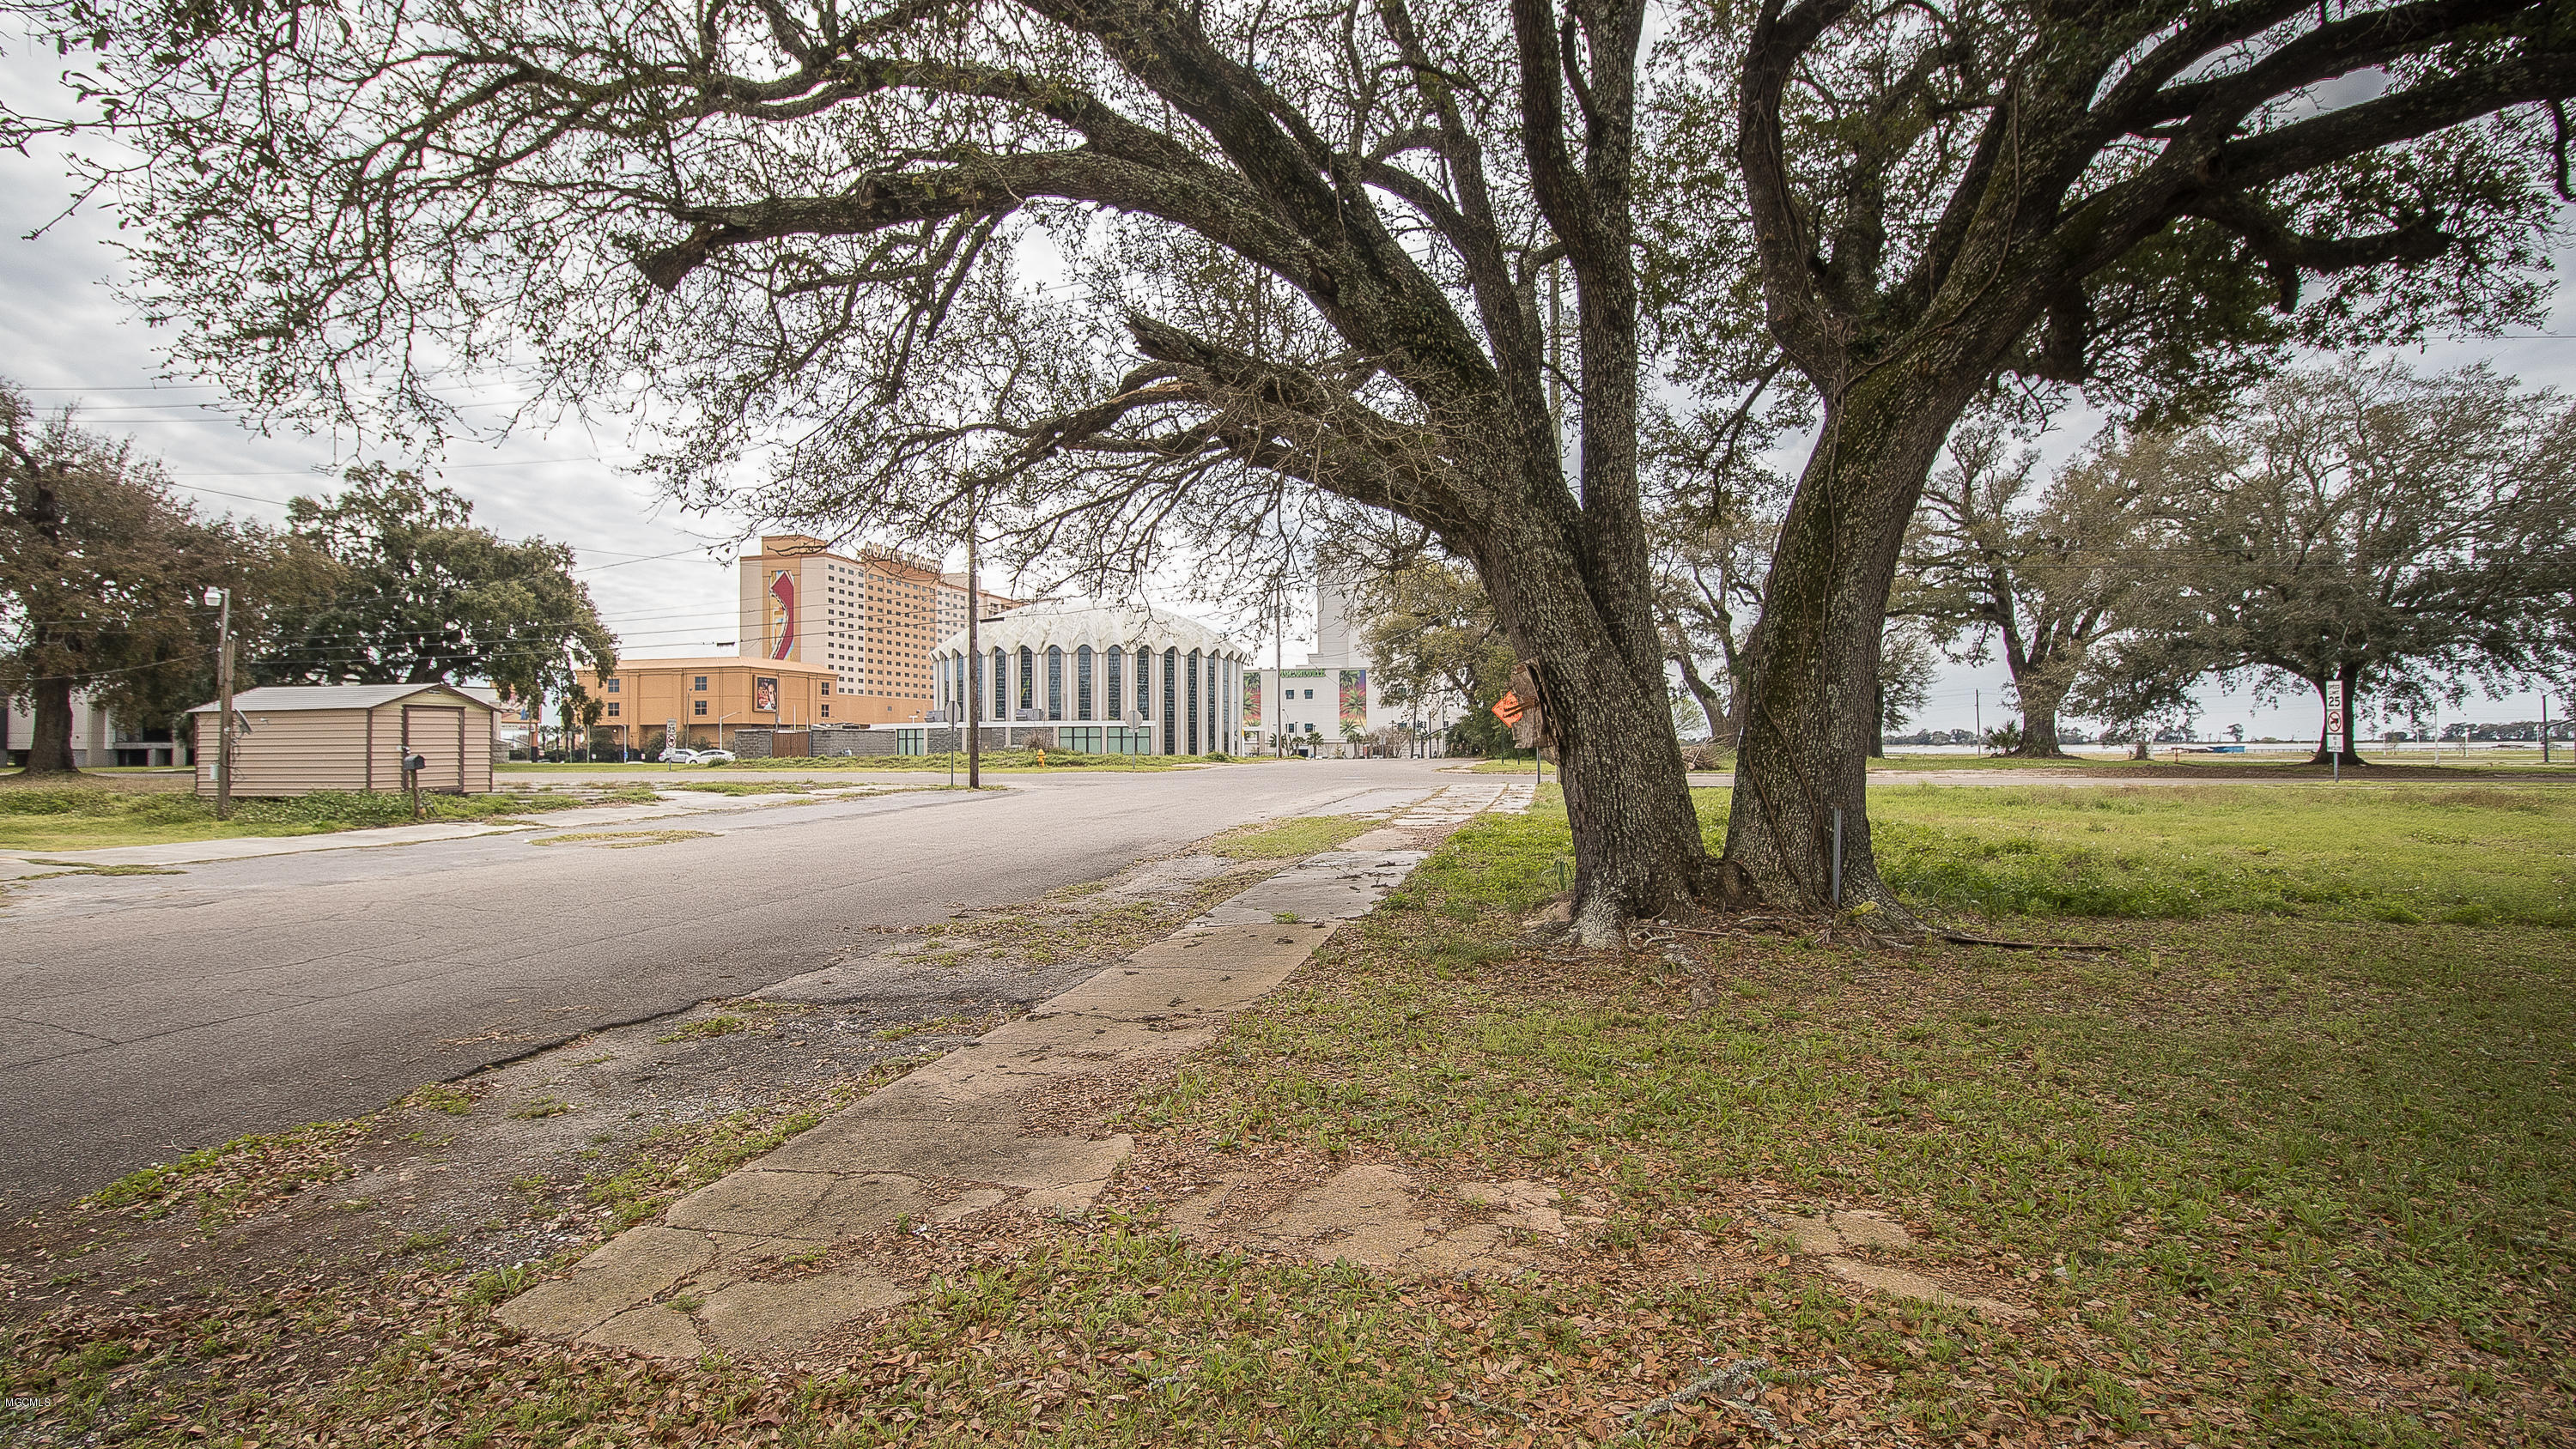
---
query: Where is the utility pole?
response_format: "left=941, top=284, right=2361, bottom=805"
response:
left=1973, top=688, right=1983, bottom=757
left=2543, top=693, right=2552, bottom=766
left=1273, top=581, right=1285, bottom=758
left=964, top=488, right=981, bottom=791
left=212, top=586, right=234, bottom=820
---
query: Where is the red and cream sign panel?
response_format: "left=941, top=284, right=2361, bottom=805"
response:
left=740, top=548, right=815, bottom=664
left=767, top=569, right=797, bottom=660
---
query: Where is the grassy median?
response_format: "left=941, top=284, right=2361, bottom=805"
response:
left=0, top=775, right=659, bottom=853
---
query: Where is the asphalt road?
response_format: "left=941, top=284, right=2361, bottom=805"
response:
left=0, top=761, right=1457, bottom=1210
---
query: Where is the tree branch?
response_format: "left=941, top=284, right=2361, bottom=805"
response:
left=2182, top=191, right=2452, bottom=309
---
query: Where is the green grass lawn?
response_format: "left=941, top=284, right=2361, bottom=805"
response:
left=1118, top=785, right=2575, bottom=1445
left=0, top=781, right=657, bottom=853
left=5, top=782, right=2567, bottom=1446
left=1864, top=782, right=2576, bottom=926
left=1211, top=814, right=1376, bottom=859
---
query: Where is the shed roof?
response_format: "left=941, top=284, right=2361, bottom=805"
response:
left=187, top=683, right=495, bottom=714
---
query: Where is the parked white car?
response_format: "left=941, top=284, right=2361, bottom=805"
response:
left=691, top=749, right=738, bottom=765
left=658, top=748, right=702, bottom=764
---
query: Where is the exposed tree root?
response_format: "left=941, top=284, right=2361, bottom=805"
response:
left=1935, top=931, right=2116, bottom=955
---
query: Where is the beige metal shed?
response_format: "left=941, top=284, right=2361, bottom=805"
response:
left=188, top=683, right=500, bottom=798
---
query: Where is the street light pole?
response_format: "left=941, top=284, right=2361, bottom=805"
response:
left=1273, top=580, right=1285, bottom=759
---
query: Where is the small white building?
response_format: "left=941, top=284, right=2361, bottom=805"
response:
left=1244, top=572, right=1461, bottom=752
left=3, top=691, right=186, bottom=767
left=930, top=602, right=1251, bottom=755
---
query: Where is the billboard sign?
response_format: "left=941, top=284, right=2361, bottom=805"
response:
left=1338, top=668, right=1368, bottom=732
left=768, top=569, right=797, bottom=659
left=1244, top=670, right=1261, bottom=727
left=754, top=676, right=780, bottom=713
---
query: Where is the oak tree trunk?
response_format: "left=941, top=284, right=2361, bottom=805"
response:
left=2009, top=682, right=2071, bottom=759
left=1723, top=367, right=1985, bottom=918
left=1673, top=647, right=1730, bottom=744
left=24, top=676, right=78, bottom=774
left=1473, top=490, right=1728, bottom=944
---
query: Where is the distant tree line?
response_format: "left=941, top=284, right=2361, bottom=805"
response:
left=1630, top=358, right=2576, bottom=765
left=2, top=384, right=615, bottom=774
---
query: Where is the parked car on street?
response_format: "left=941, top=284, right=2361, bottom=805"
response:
left=658, top=748, right=701, bottom=764
left=691, top=749, right=738, bottom=764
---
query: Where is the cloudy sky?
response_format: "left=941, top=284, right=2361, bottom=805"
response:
left=2, top=50, right=2566, bottom=741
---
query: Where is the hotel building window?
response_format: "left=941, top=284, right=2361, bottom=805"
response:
left=693, top=676, right=708, bottom=691
left=693, top=700, right=708, bottom=716
left=605, top=678, right=619, bottom=693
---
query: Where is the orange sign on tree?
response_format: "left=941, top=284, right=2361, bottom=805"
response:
left=1491, top=691, right=1525, bottom=725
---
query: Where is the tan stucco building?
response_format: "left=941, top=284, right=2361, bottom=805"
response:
left=576, top=656, right=836, bottom=754
left=736, top=535, right=1016, bottom=727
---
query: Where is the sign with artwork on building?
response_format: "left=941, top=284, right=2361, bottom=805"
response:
left=753, top=676, right=780, bottom=713
left=767, top=570, right=797, bottom=660
left=1243, top=670, right=1261, bottom=727
left=1338, top=669, right=1368, bottom=732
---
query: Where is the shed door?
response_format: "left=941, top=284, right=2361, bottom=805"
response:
left=403, top=706, right=467, bottom=793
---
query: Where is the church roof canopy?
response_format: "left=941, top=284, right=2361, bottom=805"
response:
left=934, top=601, right=1246, bottom=659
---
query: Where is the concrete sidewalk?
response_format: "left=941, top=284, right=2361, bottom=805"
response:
left=493, top=779, right=1532, bottom=1360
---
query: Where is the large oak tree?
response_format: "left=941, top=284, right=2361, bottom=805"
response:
left=36, top=0, right=1720, bottom=939
left=1, top=385, right=265, bottom=773
left=1895, top=421, right=2194, bottom=756
left=1665, top=0, right=2576, bottom=912
left=265, top=464, right=618, bottom=702
left=2088, top=361, right=2576, bottom=760
left=24, top=0, right=2576, bottom=930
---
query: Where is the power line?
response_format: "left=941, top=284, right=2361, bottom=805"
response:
left=15, top=593, right=746, bottom=633
left=133, top=476, right=737, bottom=570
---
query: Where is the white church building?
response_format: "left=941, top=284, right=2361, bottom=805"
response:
left=930, top=601, right=1253, bottom=756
